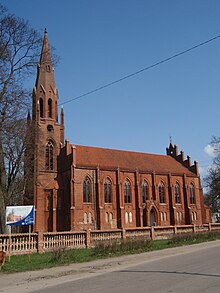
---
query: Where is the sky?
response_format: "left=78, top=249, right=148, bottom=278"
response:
left=1, top=0, right=220, bottom=180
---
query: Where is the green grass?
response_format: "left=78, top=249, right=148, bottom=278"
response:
left=2, top=248, right=96, bottom=273
left=2, top=231, right=220, bottom=274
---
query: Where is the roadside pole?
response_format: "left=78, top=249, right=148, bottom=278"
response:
left=8, top=225, right=11, bottom=263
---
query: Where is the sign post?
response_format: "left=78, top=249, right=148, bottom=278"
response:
left=8, top=226, right=11, bottom=263
left=28, top=224, right=31, bottom=261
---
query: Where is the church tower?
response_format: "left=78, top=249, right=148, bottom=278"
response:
left=32, top=30, right=64, bottom=232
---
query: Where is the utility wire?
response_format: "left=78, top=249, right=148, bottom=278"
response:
left=59, top=34, right=220, bottom=107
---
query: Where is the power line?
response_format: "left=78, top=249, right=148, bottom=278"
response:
left=59, top=34, right=220, bottom=107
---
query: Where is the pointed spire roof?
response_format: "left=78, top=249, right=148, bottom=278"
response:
left=35, top=29, right=56, bottom=90
left=40, top=28, right=53, bottom=66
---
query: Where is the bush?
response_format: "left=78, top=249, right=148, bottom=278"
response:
left=93, top=237, right=153, bottom=257
left=168, top=231, right=220, bottom=245
left=50, top=247, right=69, bottom=263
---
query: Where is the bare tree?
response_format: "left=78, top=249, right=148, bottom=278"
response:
left=204, top=136, right=220, bottom=216
left=0, top=4, right=42, bottom=233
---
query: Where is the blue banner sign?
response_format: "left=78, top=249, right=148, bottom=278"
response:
left=6, top=206, right=34, bottom=226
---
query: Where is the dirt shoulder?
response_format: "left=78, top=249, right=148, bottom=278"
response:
left=1, top=240, right=220, bottom=293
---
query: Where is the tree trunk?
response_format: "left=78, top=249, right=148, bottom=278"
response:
left=0, top=189, right=6, bottom=234
left=0, top=127, right=6, bottom=234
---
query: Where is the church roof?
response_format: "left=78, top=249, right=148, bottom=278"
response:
left=74, top=144, right=196, bottom=176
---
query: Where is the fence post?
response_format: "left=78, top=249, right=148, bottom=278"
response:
left=150, top=226, right=155, bottom=240
left=37, top=232, right=45, bottom=253
left=174, top=225, right=177, bottom=235
left=209, top=223, right=212, bottom=232
left=193, top=224, right=196, bottom=233
left=86, top=229, right=91, bottom=248
left=122, top=229, right=126, bottom=239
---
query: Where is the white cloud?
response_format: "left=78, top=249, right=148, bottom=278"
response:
left=204, top=144, right=215, bottom=157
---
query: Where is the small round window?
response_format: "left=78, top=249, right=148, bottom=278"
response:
left=47, top=125, right=54, bottom=132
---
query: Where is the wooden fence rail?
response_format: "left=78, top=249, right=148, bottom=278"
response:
left=0, top=233, right=38, bottom=255
left=0, top=223, right=219, bottom=256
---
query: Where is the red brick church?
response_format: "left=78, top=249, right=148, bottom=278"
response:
left=26, top=31, right=210, bottom=233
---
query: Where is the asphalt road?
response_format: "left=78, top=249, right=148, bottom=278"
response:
left=1, top=240, right=220, bottom=293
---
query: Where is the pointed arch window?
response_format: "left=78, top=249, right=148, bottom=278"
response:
left=105, top=212, right=109, bottom=223
left=48, top=98, right=52, bottom=118
left=129, top=212, right=133, bottom=223
left=174, top=183, right=181, bottom=204
left=109, top=212, right=113, bottom=224
left=40, top=98, right=44, bottom=118
left=124, top=179, right=131, bottom=203
left=142, top=181, right=149, bottom=203
left=88, top=212, right=92, bottom=223
left=84, top=212, right=87, bottom=224
left=176, top=212, right=179, bottom=222
left=192, top=211, right=197, bottom=221
left=159, top=182, right=165, bottom=203
left=189, top=184, right=195, bottom=204
left=125, top=212, right=129, bottom=224
left=164, top=212, right=167, bottom=221
left=45, top=140, right=53, bottom=170
left=83, top=176, right=92, bottom=203
left=194, top=211, right=197, bottom=220
left=104, top=178, right=112, bottom=203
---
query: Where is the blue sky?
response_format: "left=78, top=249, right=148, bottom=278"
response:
left=2, top=0, right=220, bottom=179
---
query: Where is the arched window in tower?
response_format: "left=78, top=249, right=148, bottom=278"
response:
left=159, top=182, right=165, bottom=203
left=83, top=176, right=92, bottom=203
left=104, top=178, right=112, bottom=203
left=45, top=140, right=53, bottom=170
left=174, top=183, right=181, bottom=204
left=142, top=180, right=149, bottom=203
left=48, top=98, right=52, bottom=118
left=40, top=98, right=44, bottom=118
left=124, top=179, right=131, bottom=203
left=189, top=184, right=195, bottom=204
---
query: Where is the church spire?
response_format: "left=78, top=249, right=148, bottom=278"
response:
left=39, top=28, right=53, bottom=66
left=33, top=29, right=58, bottom=121
left=35, top=29, right=56, bottom=91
